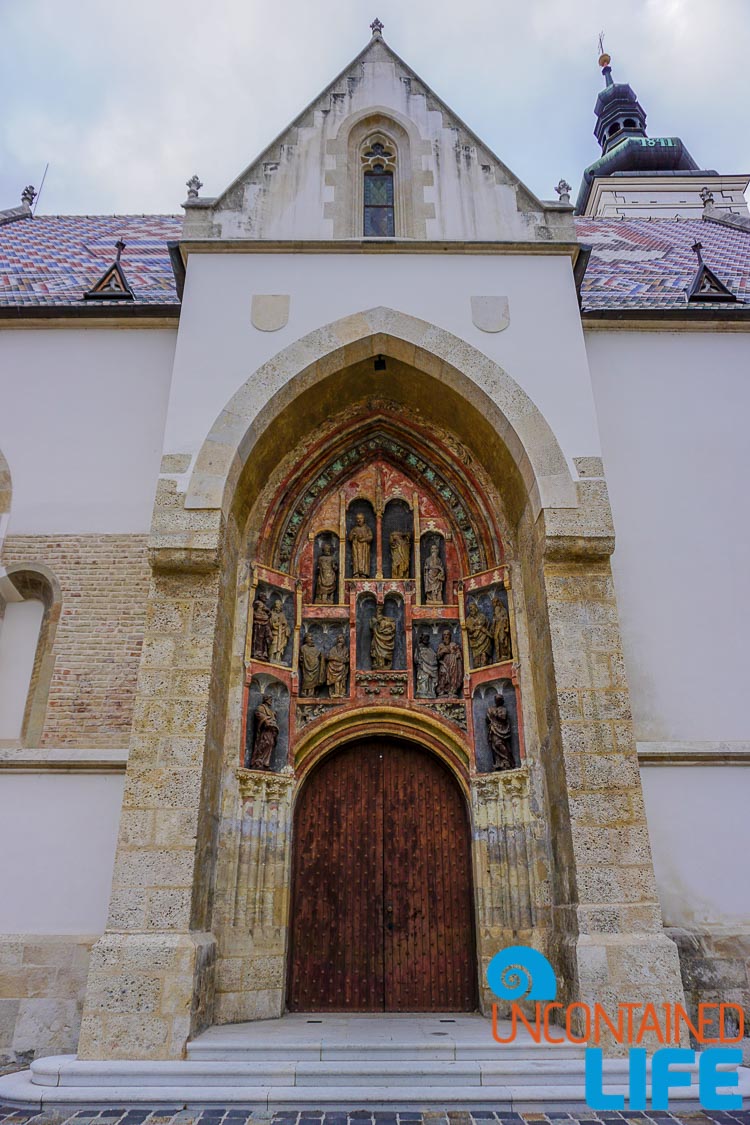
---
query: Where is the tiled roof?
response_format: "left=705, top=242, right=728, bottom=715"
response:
left=1, top=211, right=748, bottom=313
left=0, top=214, right=182, bottom=308
left=575, top=215, right=750, bottom=311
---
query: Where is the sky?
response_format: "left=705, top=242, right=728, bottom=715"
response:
left=1, top=0, right=749, bottom=216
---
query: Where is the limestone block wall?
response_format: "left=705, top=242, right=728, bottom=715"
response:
left=0, top=535, right=150, bottom=747
left=0, top=935, right=95, bottom=1067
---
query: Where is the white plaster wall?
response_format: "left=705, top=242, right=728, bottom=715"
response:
left=0, top=600, right=44, bottom=738
left=586, top=330, right=750, bottom=742
left=0, top=772, right=123, bottom=933
left=0, top=328, right=176, bottom=535
left=641, top=766, right=750, bottom=928
left=166, top=252, right=600, bottom=474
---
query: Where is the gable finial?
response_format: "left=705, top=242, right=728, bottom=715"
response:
left=186, top=174, right=203, bottom=199
left=692, top=241, right=704, bottom=264
left=700, top=186, right=715, bottom=210
left=21, top=185, right=37, bottom=208
left=115, top=239, right=125, bottom=262
left=370, top=17, right=384, bottom=38
left=554, top=179, right=572, bottom=204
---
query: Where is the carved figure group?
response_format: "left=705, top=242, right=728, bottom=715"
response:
left=465, top=601, right=493, bottom=667
left=349, top=513, right=373, bottom=578
left=300, top=632, right=350, bottom=698
left=251, top=592, right=272, bottom=661
left=486, top=692, right=515, bottom=771
left=248, top=693, right=279, bottom=770
left=370, top=605, right=396, bottom=669
left=315, top=541, right=338, bottom=604
left=423, top=540, right=445, bottom=604
left=389, top=530, right=411, bottom=579
left=269, top=598, right=290, bottom=664
left=414, top=632, right=439, bottom=697
left=492, top=594, right=512, bottom=662
left=436, top=628, right=464, bottom=696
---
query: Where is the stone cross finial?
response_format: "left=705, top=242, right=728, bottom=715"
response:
left=554, top=179, right=572, bottom=204
left=370, top=17, right=384, bottom=37
left=21, top=185, right=36, bottom=207
left=186, top=174, right=203, bottom=199
left=700, top=186, right=715, bottom=209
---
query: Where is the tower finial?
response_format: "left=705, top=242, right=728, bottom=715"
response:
left=370, top=17, right=384, bottom=38
left=598, top=31, right=613, bottom=85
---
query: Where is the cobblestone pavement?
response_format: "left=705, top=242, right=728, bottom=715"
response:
left=0, top=1108, right=748, bottom=1125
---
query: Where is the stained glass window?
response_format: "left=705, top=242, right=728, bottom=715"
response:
left=364, top=166, right=395, bottom=237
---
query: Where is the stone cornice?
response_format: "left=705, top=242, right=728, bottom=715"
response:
left=178, top=238, right=582, bottom=259
left=0, top=747, right=128, bottom=772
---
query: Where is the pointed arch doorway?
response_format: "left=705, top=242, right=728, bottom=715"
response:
left=287, top=738, right=477, bottom=1012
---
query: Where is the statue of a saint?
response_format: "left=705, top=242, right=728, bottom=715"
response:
left=315, top=541, right=338, bottom=604
left=423, top=541, right=445, bottom=605
left=349, top=513, right=373, bottom=578
left=437, top=628, right=464, bottom=697
left=492, top=594, right=512, bottom=663
left=325, top=634, right=350, bottom=698
left=248, top=694, right=279, bottom=770
left=389, top=530, right=411, bottom=579
left=370, top=605, right=396, bottom=669
left=486, top=693, right=515, bottom=771
left=465, top=601, right=492, bottom=667
left=269, top=598, right=290, bottom=664
left=299, top=633, right=323, bottom=696
left=251, top=592, right=272, bottom=662
left=414, top=632, right=438, bottom=698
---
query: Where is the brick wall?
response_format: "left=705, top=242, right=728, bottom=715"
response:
left=1, top=535, right=149, bottom=747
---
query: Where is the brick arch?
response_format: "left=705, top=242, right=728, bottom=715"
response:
left=185, top=307, right=577, bottom=523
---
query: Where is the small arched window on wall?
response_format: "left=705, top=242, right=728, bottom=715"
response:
left=362, top=139, right=396, bottom=237
left=0, top=565, right=60, bottom=745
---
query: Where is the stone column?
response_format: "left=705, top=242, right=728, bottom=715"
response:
left=531, top=475, right=687, bottom=1041
left=211, top=770, right=294, bottom=1023
left=77, top=482, right=229, bottom=1061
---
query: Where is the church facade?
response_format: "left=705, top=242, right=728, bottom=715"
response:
left=1, top=24, right=749, bottom=1075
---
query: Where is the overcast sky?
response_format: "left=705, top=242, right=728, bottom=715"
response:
left=1, top=0, right=748, bottom=215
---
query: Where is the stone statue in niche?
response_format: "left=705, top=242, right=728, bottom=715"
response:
left=251, top=591, right=272, bottom=661
left=492, top=594, right=512, bottom=663
left=349, top=513, right=373, bottom=578
left=423, top=540, right=445, bottom=605
left=486, top=692, right=515, bottom=771
left=414, top=632, right=438, bottom=698
left=370, top=605, right=396, bottom=669
left=269, top=598, right=291, bottom=664
left=325, top=634, right=350, bottom=698
left=249, top=694, right=279, bottom=770
left=315, top=541, right=338, bottom=604
left=389, top=530, right=411, bottom=579
left=437, top=628, right=464, bottom=697
left=299, top=633, right=324, bottom=696
left=465, top=601, right=492, bottom=667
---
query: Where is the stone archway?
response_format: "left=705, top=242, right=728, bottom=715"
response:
left=78, top=315, right=688, bottom=1063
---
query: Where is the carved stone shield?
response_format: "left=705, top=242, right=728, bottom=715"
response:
left=251, top=294, right=290, bottom=332
left=470, top=295, right=510, bottom=333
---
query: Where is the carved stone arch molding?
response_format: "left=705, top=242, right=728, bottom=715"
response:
left=184, top=307, right=577, bottom=539
left=80, top=308, right=687, bottom=1062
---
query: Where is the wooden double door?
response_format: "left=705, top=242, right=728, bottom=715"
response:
left=287, top=739, right=477, bottom=1011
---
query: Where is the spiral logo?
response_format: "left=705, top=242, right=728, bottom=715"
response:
left=485, top=945, right=557, bottom=1002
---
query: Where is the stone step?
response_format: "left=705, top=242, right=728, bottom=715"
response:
left=4, top=1061, right=746, bottom=1113
left=187, top=1039, right=587, bottom=1062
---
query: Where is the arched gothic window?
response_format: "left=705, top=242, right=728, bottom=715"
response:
left=362, top=139, right=396, bottom=237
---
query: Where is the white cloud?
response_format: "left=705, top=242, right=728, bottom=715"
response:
left=0, top=0, right=747, bottom=214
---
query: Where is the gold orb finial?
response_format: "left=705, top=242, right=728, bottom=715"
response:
left=598, top=52, right=611, bottom=68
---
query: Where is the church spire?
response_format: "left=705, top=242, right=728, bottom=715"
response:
left=592, top=44, right=648, bottom=154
